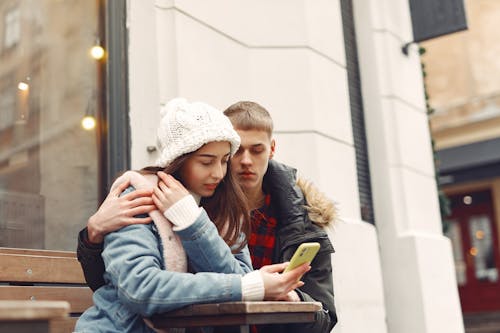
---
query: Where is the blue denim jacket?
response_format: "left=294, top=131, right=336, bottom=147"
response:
left=75, top=208, right=252, bottom=333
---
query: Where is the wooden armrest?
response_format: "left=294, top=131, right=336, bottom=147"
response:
left=0, top=300, right=69, bottom=320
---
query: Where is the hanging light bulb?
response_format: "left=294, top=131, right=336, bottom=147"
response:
left=81, top=115, right=96, bottom=130
left=90, top=44, right=105, bottom=60
left=82, top=89, right=98, bottom=130
left=18, top=81, right=29, bottom=91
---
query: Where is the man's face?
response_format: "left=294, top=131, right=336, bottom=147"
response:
left=231, top=129, right=275, bottom=194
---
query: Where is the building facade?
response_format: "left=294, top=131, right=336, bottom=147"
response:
left=126, top=1, right=463, bottom=332
left=0, top=1, right=465, bottom=332
left=423, top=0, right=500, bottom=319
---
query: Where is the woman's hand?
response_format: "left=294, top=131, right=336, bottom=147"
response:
left=153, top=171, right=190, bottom=213
left=259, top=262, right=310, bottom=301
left=87, top=179, right=155, bottom=243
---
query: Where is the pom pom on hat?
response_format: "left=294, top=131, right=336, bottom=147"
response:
left=155, top=98, right=241, bottom=167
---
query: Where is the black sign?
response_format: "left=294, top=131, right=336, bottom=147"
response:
left=409, top=0, right=468, bottom=42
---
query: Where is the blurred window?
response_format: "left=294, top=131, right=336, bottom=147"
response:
left=3, top=6, right=20, bottom=49
left=445, top=219, right=467, bottom=286
left=0, top=0, right=104, bottom=250
left=469, top=215, right=498, bottom=283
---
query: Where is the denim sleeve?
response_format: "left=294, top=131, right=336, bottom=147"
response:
left=176, top=209, right=253, bottom=274
left=102, top=223, right=242, bottom=316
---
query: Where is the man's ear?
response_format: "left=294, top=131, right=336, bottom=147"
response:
left=269, top=139, right=276, bottom=159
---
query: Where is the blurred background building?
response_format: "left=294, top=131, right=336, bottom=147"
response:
left=422, top=0, right=500, bottom=330
left=0, top=0, right=100, bottom=250
left=0, top=1, right=481, bottom=332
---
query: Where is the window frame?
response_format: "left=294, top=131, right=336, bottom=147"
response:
left=102, top=0, right=130, bottom=201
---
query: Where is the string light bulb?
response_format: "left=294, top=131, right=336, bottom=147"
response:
left=18, top=82, right=29, bottom=91
left=90, top=45, right=105, bottom=60
left=81, top=115, right=96, bottom=130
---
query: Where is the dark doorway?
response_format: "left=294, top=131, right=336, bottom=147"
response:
left=446, top=190, right=500, bottom=312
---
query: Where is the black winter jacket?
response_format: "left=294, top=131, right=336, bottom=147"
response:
left=259, top=160, right=337, bottom=333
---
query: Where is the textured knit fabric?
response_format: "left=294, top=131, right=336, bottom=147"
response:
left=111, top=170, right=188, bottom=273
left=156, top=98, right=240, bottom=167
left=247, top=194, right=277, bottom=270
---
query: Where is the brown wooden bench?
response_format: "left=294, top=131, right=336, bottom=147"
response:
left=0, top=247, right=93, bottom=333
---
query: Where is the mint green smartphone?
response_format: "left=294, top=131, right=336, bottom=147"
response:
left=283, top=242, right=320, bottom=273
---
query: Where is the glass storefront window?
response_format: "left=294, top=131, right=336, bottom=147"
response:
left=0, top=0, right=103, bottom=250
left=469, top=215, right=498, bottom=283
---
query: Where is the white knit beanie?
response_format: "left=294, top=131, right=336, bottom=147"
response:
left=155, top=98, right=241, bottom=168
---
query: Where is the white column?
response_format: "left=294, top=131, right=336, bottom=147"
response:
left=352, top=0, right=464, bottom=332
left=127, top=0, right=161, bottom=169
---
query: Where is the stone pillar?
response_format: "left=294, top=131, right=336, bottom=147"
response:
left=352, top=0, right=464, bottom=332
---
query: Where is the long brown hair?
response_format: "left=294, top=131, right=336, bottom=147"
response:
left=141, top=152, right=250, bottom=252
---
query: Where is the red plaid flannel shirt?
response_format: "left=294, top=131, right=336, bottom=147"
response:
left=248, top=194, right=277, bottom=270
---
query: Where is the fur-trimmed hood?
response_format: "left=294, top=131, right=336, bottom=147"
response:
left=297, top=177, right=337, bottom=227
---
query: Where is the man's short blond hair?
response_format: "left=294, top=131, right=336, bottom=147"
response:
left=223, top=101, right=273, bottom=138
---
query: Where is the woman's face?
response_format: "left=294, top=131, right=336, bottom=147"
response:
left=179, top=141, right=231, bottom=197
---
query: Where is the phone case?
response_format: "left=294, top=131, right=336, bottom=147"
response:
left=283, top=242, right=320, bottom=273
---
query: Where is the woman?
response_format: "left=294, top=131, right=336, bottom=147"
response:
left=75, top=98, right=308, bottom=333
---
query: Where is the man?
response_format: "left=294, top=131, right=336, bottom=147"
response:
left=77, top=101, right=337, bottom=333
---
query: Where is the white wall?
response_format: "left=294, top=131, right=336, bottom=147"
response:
left=127, top=1, right=393, bottom=332
left=352, top=0, right=464, bottom=332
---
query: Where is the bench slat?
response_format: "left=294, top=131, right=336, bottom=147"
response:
left=0, top=248, right=76, bottom=258
left=0, top=300, right=69, bottom=320
left=0, top=286, right=93, bottom=313
left=0, top=248, right=91, bottom=333
left=0, top=253, right=85, bottom=284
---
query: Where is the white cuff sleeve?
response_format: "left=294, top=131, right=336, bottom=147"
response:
left=241, top=270, right=265, bottom=301
left=163, top=195, right=201, bottom=231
